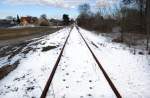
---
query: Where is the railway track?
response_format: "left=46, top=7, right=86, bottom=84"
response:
left=76, top=26, right=122, bottom=98
left=40, top=25, right=122, bottom=98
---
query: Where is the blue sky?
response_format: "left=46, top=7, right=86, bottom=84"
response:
left=0, top=0, right=119, bottom=19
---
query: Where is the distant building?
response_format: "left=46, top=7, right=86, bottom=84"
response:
left=20, top=16, right=38, bottom=26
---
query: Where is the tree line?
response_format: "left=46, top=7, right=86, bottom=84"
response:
left=77, top=0, right=150, bottom=51
left=77, top=4, right=116, bottom=33
left=5, top=14, right=74, bottom=26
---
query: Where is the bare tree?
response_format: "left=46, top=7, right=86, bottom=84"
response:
left=78, top=3, right=91, bottom=14
left=146, top=0, right=150, bottom=50
left=122, top=0, right=150, bottom=50
left=6, top=16, right=14, bottom=20
left=77, top=3, right=91, bottom=27
left=40, top=14, right=47, bottom=20
left=39, top=14, right=49, bottom=26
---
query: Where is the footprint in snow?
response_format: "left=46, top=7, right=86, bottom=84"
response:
left=87, top=93, right=93, bottom=97
left=66, top=73, right=69, bottom=76
left=89, top=80, right=92, bottom=83
left=80, top=96, right=84, bottom=98
left=66, top=86, right=69, bottom=88
left=62, top=79, right=66, bottom=82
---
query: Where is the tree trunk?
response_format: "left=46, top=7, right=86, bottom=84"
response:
left=139, top=0, right=144, bottom=32
left=146, top=0, right=150, bottom=50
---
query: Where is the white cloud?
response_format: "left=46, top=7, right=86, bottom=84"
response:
left=3, top=0, right=88, bottom=9
left=96, top=0, right=118, bottom=8
left=3, top=0, right=119, bottom=9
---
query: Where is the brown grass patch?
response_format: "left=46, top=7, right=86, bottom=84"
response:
left=0, top=27, right=62, bottom=40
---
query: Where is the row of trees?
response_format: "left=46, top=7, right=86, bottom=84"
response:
left=121, top=0, right=150, bottom=50
left=5, top=14, right=73, bottom=26
left=77, top=4, right=116, bottom=32
left=77, top=0, right=150, bottom=50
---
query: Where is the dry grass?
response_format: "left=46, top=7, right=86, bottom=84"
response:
left=0, top=26, right=62, bottom=40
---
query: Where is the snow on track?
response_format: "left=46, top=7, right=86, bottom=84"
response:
left=46, top=27, right=116, bottom=98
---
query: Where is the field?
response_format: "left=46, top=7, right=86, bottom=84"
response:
left=0, top=26, right=62, bottom=40
left=0, top=26, right=62, bottom=46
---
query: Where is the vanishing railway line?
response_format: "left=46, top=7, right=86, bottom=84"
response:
left=40, top=25, right=122, bottom=98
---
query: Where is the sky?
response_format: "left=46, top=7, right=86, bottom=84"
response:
left=0, top=0, right=119, bottom=19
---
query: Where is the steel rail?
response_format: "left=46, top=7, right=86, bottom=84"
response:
left=76, top=26, right=122, bottom=98
left=40, top=26, right=73, bottom=98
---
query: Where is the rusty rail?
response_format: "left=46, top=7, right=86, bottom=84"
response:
left=76, top=26, right=122, bottom=98
left=40, top=26, right=73, bottom=98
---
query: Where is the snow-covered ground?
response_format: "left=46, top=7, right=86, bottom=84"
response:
left=80, top=28, right=150, bottom=98
left=0, top=27, right=71, bottom=98
left=0, top=26, right=150, bottom=98
left=47, top=27, right=116, bottom=98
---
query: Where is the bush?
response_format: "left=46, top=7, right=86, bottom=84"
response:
left=39, top=19, right=49, bottom=26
